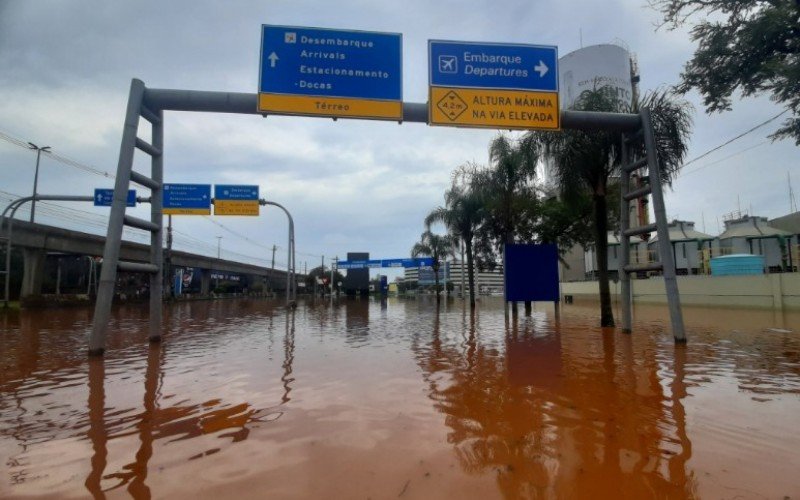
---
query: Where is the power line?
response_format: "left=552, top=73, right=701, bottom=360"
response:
left=678, top=140, right=770, bottom=178
left=683, top=110, right=788, bottom=167
left=0, top=129, right=116, bottom=179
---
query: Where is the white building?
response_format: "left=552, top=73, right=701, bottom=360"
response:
left=404, top=260, right=504, bottom=295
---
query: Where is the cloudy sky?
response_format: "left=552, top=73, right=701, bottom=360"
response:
left=1, top=0, right=796, bottom=276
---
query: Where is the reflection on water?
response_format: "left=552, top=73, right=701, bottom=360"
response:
left=1, top=298, right=799, bottom=498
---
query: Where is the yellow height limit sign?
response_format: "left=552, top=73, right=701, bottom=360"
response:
left=214, top=200, right=260, bottom=216
left=428, top=40, right=559, bottom=130
left=431, top=88, right=558, bottom=129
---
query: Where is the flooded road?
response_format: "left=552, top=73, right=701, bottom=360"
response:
left=1, top=298, right=799, bottom=499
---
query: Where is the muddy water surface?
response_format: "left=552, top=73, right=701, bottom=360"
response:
left=1, top=298, right=799, bottom=499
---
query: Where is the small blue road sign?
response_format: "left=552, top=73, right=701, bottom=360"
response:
left=337, top=257, right=434, bottom=269
left=163, top=184, right=212, bottom=215
left=214, top=185, right=259, bottom=201
left=429, top=40, right=558, bottom=92
left=94, top=189, right=136, bottom=207
left=259, top=25, right=403, bottom=119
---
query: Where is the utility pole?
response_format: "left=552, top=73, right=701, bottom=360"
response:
left=28, top=143, right=51, bottom=223
left=271, top=244, right=277, bottom=269
left=321, top=255, right=324, bottom=296
left=332, top=256, right=337, bottom=299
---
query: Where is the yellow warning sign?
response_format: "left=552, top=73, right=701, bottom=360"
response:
left=429, top=87, right=560, bottom=130
left=213, top=200, right=260, bottom=216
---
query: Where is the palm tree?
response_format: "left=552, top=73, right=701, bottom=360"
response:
left=474, top=134, right=540, bottom=313
left=411, top=230, right=454, bottom=303
left=425, top=183, right=485, bottom=309
left=527, top=86, right=692, bottom=327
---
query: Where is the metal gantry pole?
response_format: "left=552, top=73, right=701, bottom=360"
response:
left=148, top=107, right=164, bottom=343
left=89, top=79, right=146, bottom=355
left=641, top=108, right=686, bottom=343
left=619, top=134, right=633, bottom=333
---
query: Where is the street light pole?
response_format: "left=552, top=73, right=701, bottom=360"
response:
left=215, top=236, right=222, bottom=290
left=28, top=143, right=51, bottom=223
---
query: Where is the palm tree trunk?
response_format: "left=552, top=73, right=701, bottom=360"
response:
left=465, top=235, right=476, bottom=309
left=593, top=193, right=615, bottom=327
left=433, top=263, right=440, bottom=304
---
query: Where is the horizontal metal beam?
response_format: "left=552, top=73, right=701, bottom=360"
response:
left=130, top=170, right=160, bottom=190
left=140, top=105, right=161, bottom=125
left=623, top=223, right=658, bottom=238
left=124, top=214, right=159, bottom=232
left=143, top=87, right=642, bottom=132
left=623, top=184, right=652, bottom=202
left=623, top=158, right=648, bottom=173
left=135, top=137, right=162, bottom=157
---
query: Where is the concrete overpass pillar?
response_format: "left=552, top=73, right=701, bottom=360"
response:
left=21, top=248, right=46, bottom=298
left=200, top=269, right=211, bottom=296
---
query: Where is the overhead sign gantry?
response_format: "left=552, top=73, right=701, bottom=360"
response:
left=258, top=25, right=403, bottom=120
left=87, top=23, right=688, bottom=356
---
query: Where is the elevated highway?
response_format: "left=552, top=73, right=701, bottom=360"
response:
left=2, top=218, right=297, bottom=298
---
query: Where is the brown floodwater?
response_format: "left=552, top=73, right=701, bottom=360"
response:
left=1, top=297, right=799, bottom=499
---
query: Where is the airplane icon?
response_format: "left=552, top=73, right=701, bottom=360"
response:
left=439, top=55, right=457, bottom=74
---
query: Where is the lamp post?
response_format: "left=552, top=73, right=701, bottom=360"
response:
left=28, top=143, right=51, bottom=223
left=215, top=236, right=222, bottom=291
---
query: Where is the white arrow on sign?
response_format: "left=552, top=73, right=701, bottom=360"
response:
left=268, top=52, right=279, bottom=68
left=96, top=194, right=103, bottom=201
left=534, top=60, right=549, bottom=78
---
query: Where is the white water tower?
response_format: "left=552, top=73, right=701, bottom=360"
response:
left=559, top=44, right=635, bottom=110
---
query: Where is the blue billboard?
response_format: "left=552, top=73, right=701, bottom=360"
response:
left=504, top=243, right=559, bottom=302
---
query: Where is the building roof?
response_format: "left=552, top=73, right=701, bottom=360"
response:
left=719, top=215, right=791, bottom=239
left=770, top=211, right=800, bottom=234
left=648, top=220, right=713, bottom=245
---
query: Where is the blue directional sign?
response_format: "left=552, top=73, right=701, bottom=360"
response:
left=429, top=40, right=558, bottom=92
left=259, top=25, right=403, bottom=120
left=94, top=189, right=136, bottom=207
left=428, top=40, right=560, bottom=130
left=214, top=185, right=259, bottom=201
left=337, top=257, right=434, bottom=270
left=163, top=184, right=211, bottom=215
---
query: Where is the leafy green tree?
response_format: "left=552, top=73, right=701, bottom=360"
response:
left=527, top=86, right=692, bottom=327
left=425, top=181, right=485, bottom=309
left=468, top=135, right=541, bottom=313
left=411, top=230, right=454, bottom=303
left=304, top=265, right=344, bottom=294
left=477, top=135, right=540, bottom=250
left=653, top=0, right=800, bottom=143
